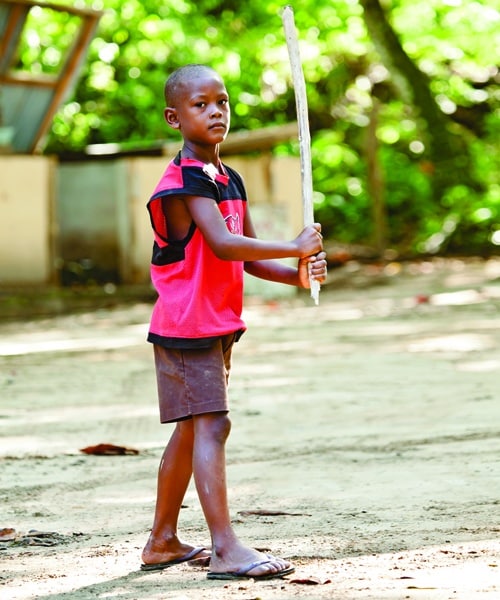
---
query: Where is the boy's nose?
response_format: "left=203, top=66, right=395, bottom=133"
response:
left=210, top=104, right=222, bottom=117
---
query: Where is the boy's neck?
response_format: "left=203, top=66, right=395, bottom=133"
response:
left=181, top=143, right=220, bottom=167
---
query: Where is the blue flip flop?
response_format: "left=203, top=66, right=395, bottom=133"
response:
left=140, top=546, right=209, bottom=571
left=207, top=558, right=295, bottom=580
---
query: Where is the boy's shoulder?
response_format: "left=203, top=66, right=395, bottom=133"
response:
left=152, top=153, right=213, bottom=194
left=150, top=154, right=247, bottom=202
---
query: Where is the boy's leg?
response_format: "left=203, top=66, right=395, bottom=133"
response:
left=192, top=412, right=293, bottom=578
left=141, top=419, right=209, bottom=566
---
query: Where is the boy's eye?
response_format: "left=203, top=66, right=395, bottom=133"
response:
left=193, top=98, right=228, bottom=108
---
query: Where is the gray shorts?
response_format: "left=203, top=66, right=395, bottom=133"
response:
left=153, top=334, right=237, bottom=423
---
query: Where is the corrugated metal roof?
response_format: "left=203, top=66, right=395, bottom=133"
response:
left=0, top=0, right=102, bottom=154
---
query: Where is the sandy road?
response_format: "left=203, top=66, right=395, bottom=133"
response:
left=1, top=258, right=499, bottom=599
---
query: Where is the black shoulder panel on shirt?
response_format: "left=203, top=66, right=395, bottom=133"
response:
left=223, top=164, right=247, bottom=201
left=151, top=240, right=185, bottom=266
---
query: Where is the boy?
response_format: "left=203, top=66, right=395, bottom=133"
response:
left=141, top=64, right=327, bottom=580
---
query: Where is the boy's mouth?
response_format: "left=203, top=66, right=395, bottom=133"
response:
left=210, top=122, right=226, bottom=130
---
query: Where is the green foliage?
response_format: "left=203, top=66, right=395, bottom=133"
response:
left=16, top=0, right=500, bottom=256
left=13, top=4, right=81, bottom=76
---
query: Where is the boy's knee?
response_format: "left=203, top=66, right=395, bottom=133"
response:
left=210, top=413, right=232, bottom=443
left=216, top=413, right=231, bottom=440
left=196, top=412, right=231, bottom=443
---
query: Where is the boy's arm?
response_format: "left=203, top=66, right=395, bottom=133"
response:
left=243, top=207, right=327, bottom=289
left=183, top=195, right=322, bottom=262
left=242, top=208, right=300, bottom=285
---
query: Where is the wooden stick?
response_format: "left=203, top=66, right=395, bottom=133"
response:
left=282, top=5, right=320, bottom=305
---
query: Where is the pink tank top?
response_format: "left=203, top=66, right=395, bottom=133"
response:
left=147, top=154, right=247, bottom=348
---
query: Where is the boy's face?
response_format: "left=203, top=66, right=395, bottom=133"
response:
left=165, top=71, right=230, bottom=146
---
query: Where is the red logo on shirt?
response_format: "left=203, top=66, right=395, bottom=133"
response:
left=225, top=213, right=241, bottom=235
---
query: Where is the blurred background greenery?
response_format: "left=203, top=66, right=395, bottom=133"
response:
left=13, top=0, right=500, bottom=258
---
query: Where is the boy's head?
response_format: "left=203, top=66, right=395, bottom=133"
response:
left=164, top=64, right=221, bottom=107
left=163, top=64, right=230, bottom=145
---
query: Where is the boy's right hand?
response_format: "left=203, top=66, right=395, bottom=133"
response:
left=294, top=223, right=323, bottom=257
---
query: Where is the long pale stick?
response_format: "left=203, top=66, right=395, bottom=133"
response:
left=282, top=5, right=320, bottom=305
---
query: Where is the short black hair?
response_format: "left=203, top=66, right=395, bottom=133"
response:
left=164, top=64, right=219, bottom=106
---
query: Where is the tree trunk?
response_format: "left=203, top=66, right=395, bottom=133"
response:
left=366, top=98, right=387, bottom=257
left=359, top=0, right=480, bottom=200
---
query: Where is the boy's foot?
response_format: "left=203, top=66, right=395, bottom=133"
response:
left=141, top=546, right=210, bottom=571
left=207, top=553, right=294, bottom=581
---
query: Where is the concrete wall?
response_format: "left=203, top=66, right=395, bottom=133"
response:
left=57, top=160, right=130, bottom=284
left=126, top=157, right=166, bottom=284
left=0, top=153, right=301, bottom=295
left=0, top=155, right=56, bottom=284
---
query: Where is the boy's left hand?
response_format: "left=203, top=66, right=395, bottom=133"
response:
left=298, top=251, right=327, bottom=288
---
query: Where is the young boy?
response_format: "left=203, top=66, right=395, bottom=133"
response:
left=141, top=64, right=327, bottom=580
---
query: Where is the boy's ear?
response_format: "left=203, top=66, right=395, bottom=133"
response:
left=164, top=107, right=180, bottom=129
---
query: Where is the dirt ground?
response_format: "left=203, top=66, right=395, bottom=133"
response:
left=1, top=258, right=499, bottom=600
